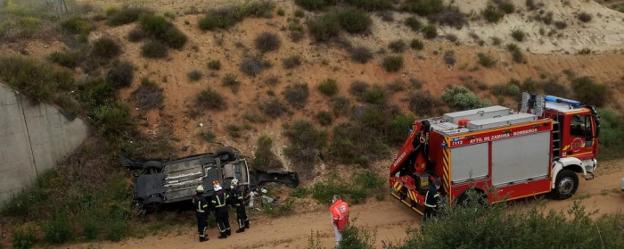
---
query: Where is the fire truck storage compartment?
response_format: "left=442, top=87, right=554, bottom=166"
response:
left=443, top=106, right=512, bottom=123
left=451, top=142, right=489, bottom=183
left=492, top=131, right=550, bottom=186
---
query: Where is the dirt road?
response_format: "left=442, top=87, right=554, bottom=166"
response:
left=64, top=163, right=623, bottom=249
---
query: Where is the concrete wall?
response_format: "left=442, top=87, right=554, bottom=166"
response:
left=0, top=83, right=88, bottom=204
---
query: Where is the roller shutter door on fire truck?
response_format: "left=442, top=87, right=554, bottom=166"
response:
left=492, top=132, right=550, bottom=185
left=451, top=142, right=489, bottom=182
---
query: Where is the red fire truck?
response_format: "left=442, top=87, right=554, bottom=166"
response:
left=389, top=93, right=600, bottom=214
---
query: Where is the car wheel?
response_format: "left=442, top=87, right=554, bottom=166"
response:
left=552, top=169, right=579, bottom=200
left=216, top=147, right=237, bottom=162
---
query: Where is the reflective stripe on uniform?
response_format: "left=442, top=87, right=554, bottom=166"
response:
left=214, top=194, right=227, bottom=208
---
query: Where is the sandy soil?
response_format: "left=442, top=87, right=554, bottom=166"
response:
left=58, top=160, right=624, bottom=249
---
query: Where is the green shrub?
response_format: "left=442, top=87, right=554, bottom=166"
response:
left=283, top=120, right=328, bottom=170
left=127, top=28, right=146, bottom=42
left=311, top=170, right=384, bottom=204
left=331, top=96, right=351, bottom=116
left=308, top=13, right=341, bottom=41
left=253, top=135, right=283, bottom=170
left=255, top=32, right=281, bottom=53
left=317, top=111, right=333, bottom=126
left=226, top=124, right=243, bottom=138
left=506, top=43, right=525, bottom=63
left=477, top=53, right=496, bottom=68
left=404, top=16, right=422, bottom=31
left=283, top=55, right=302, bottom=69
left=79, top=78, right=115, bottom=109
left=571, top=76, right=607, bottom=107
left=388, top=113, right=415, bottom=145
left=577, top=12, right=592, bottom=23
left=318, top=79, right=339, bottom=96
left=511, top=29, right=525, bottom=42
left=201, top=131, right=216, bottom=142
left=91, top=37, right=121, bottom=59
left=61, top=16, right=93, bottom=35
left=199, top=2, right=274, bottom=30
left=187, top=70, right=202, bottom=81
left=240, top=57, right=264, bottom=77
left=361, top=85, right=387, bottom=105
left=598, top=109, right=624, bottom=160
left=344, top=0, right=393, bottom=10
left=482, top=5, right=504, bottom=23
left=141, top=40, right=168, bottom=58
left=349, top=46, right=373, bottom=63
left=196, top=88, right=226, bottom=111
left=336, top=8, right=371, bottom=34
left=389, top=40, right=407, bottom=53
left=48, top=51, right=80, bottom=68
left=328, top=122, right=388, bottom=166
left=12, top=225, right=37, bottom=249
left=490, top=81, right=520, bottom=97
left=106, top=61, right=134, bottom=88
left=409, top=91, right=435, bottom=115
left=92, top=102, right=135, bottom=140
left=295, top=0, right=336, bottom=11
left=499, top=1, right=515, bottom=14
left=0, top=56, right=74, bottom=103
left=260, top=98, right=287, bottom=118
left=410, top=39, right=424, bottom=50
left=222, top=73, right=241, bottom=93
left=139, top=15, right=187, bottom=49
left=107, top=7, right=149, bottom=26
left=422, top=24, right=438, bottom=39
left=402, top=0, right=444, bottom=16
left=340, top=225, right=375, bottom=249
left=442, top=86, right=483, bottom=110
left=382, top=55, right=404, bottom=72
left=283, top=83, right=309, bottom=108
left=131, top=79, right=163, bottom=111
left=208, top=59, right=221, bottom=70
left=43, top=215, right=72, bottom=244
left=429, top=7, right=467, bottom=28
left=349, top=80, right=370, bottom=98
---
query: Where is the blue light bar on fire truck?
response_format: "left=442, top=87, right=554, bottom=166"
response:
left=544, top=95, right=581, bottom=108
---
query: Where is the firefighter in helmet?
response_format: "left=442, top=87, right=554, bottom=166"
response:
left=211, top=181, right=231, bottom=239
left=424, top=178, right=442, bottom=221
left=228, top=178, right=250, bottom=233
left=192, top=185, right=209, bottom=242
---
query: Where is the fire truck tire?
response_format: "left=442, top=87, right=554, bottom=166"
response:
left=552, top=169, right=579, bottom=200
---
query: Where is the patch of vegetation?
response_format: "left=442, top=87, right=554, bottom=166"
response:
left=107, top=7, right=149, bottom=26
left=511, top=29, right=525, bottom=42
left=139, top=14, right=187, bottom=49
left=12, top=225, right=37, bottom=249
left=490, top=80, right=520, bottom=97
left=570, top=76, right=607, bottom=107
left=307, top=13, right=341, bottom=41
left=311, top=170, right=385, bottom=204
left=506, top=43, right=525, bottom=63
left=283, top=55, right=302, bottom=69
left=0, top=56, right=74, bottom=103
left=295, top=0, right=336, bottom=11
left=43, top=215, right=72, bottom=244
left=477, top=53, right=496, bottom=68
left=255, top=32, right=281, bottom=53
left=421, top=24, right=437, bottom=39
left=349, top=80, right=370, bottom=98
left=340, top=225, right=376, bottom=249
left=401, top=0, right=444, bottom=16
left=336, top=8, right=371, bottom=34
left=91, top=37, right=121, bottom=59
left=226, top=124, right=243, bottom=138
left=388, top=40, right=407, bottom=53
left=199, top=1, right=274, bottom=30
left=196, top=88, right=226, bottom=111
left=409, top=91, right=436, bottom=115
left=283, top=83, right=310, bottom=108
left=222, top=73, right=241, bottom=93
left=141, top=40, right=168, bottom=59
left=360, top=85, right=387, bottom=105
left=200, top=131, right=216, bottom=143
left=410, top=39, right=424, bottom=50
left=318, top=79, right=339, bottom=97
left=240, top=57, right=264, bottom=76
left=428, top=7, right=467, bottom=29
left=253, top=135, right=283, bottom=170
left=106, top=61, right=134, bottom=88
left=92, top=102, right=135, bottom=140
left=208, top=59, right=221, bottom=70
left=127, top=28, right=146, bottom=42
left=598, top=109, right=624, bottom=160
left=344, top=0, right=393, bottom=10
left=260, top=98, right=287, bottom=118
left=283, top=120, right=328, bottom=171
left=317, top=111, right=333, bottom=126
left=577, top=12, right=592, bottom=23
left=498, top=1, right=515, bottom=14
left=187, top=70, right=203, bottom=81
left=349, top=46, right=373, bottom=63
left=442, top=86, right=483, bottom=110
left=48, top=51, right=80, bottom=68
left=331, top=96, right=351, bottom=116
left=482, top=4, right=504, bottom=23
left=131, top=79, right=163, bottom=111
left=404, top=16, right=422, bottom=31
left=382, top=55, right=404, bottom=72
left=61, top=16, right=93, bottom=36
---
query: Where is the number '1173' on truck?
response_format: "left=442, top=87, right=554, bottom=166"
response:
left=389, top=93, right=600, bottom=214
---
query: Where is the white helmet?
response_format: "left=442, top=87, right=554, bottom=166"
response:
left=213, top=184, right=222, bottom=192
left=231, top=178, right=239, bottom=187
left=196, top=185, right=204, bottom=193
left=261, top=188, right=268, bottom=194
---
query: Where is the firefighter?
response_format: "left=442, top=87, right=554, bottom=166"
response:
left=211, top=181, right=231, bottom=239
left=329, top=194, right=349, bottom=248
left=424, top=178, right=442, bottom=221
left=192, top=185, right=209, bottom=242
left=228, top=178, right=250, bottom=233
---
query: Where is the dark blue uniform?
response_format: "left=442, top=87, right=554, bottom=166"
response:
left=211, top=190, right=231, bottom=238
left=192, top=194, right=209, bottom=242
left=424, top=184, right=440, bottom=221
left=229, top=186, right=249, bottom=232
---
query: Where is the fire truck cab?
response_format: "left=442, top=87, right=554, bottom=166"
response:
left=389, top=93, right=600, bottom=214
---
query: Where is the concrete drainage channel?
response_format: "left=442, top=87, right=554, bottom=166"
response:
left=0, top=83, right=88, bottom=204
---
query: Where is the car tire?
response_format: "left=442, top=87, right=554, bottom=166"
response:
left=552, top=169, right=579, bottom=200
left=216, top=147, right=237, bottom=162
left=143, top=161, right=163, bottom=174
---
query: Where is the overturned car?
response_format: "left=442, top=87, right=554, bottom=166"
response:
left=121, top=148, right=299, bottom=213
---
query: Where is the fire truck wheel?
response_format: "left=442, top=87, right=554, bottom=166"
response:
left=552, top=169, right=579, bottom=200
